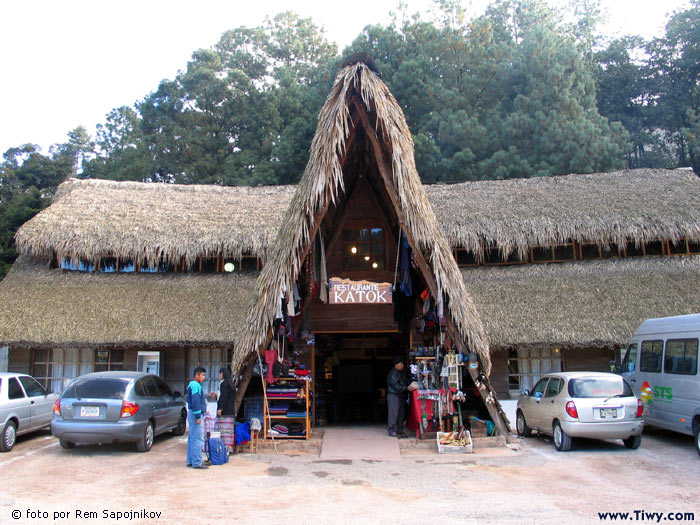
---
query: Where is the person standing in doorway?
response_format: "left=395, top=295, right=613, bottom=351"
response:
left=217, top=367, right=236, bottom=454
left=186, top=366, right=208, bottom=469
left=387, top=356, right=415, bottom=437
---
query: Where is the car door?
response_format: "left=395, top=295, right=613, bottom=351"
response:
left=637, top=339, right=665, bottom=424
left=6, top=377, right=32, bottom=432
left=142, top=376, right=169, bottom=433
left=541, top=377, right=564, bottom=431
left=152, top=376, right=179, bottom=429
left=18, top=376, right=53, bottom=430
left=524, top=377, right=550, bottom=431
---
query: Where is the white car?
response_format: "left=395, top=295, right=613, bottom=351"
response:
left=0, top=372, right=59, bottom=451
left=516, top=372, right=644, bottom=451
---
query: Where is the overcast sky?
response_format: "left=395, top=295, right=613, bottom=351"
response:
left=0, top=0, right=690, bottom=156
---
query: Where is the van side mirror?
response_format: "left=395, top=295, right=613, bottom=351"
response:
left=521, top=389, right=530, bottom=397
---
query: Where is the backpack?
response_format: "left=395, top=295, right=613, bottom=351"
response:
left=206, top=437, right=229, bottom=465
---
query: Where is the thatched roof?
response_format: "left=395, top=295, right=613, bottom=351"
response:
left=235, top=62, right=491, bottom=374
left=15, top=169, right=700, bottom=267
left=462, top=255, right=700, bottom=349
left=426, top=169, right=700, bottom=261
left=15, top=178, right=296, bottom=267
left=0, top=256, right=257, bottom=347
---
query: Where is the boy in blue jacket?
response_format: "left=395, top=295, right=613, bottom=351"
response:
left=186, top=366, right=208, bottom=469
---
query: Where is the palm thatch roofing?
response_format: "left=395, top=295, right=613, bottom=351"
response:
left=15, top=169, right=700, bottom=268
left=15, top=179, right=296, bottom=268
left=426, top=168, right=700, bottom=261
left=0, top=256, right=257, bottom=347
left=235, top=62, right=491, bottom=375
left=463, top=255, right=700, bottom=350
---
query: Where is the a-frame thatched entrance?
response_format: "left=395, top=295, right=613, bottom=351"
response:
left=234, top=60, right=510, bottom=440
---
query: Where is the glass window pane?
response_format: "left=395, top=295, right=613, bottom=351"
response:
left=554, top=245, right=575, bottom=261
left=645, top=240, right=663, bottom=255
left=19, top=376, right=45, bottom=397
left=101, top=257, right=117, bottom=273
left=580, top=244, right=601, bottom=259
left=8, top=377, right=25, bottom=399
left=664, top=339, right=698, bottom=375
left=456, top=250, right=477, bottom=266
left=669, top=240, right=689, bottom=255
left=532, top=247, right=553, bottom=262
left=689, top=240, right=700, bottom=254
left=622, top=343, right=638, bottom=373
left=640, top=340, right=663, bottom=373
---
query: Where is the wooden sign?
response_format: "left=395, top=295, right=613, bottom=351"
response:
left=328, top=277, right=392, bottom=304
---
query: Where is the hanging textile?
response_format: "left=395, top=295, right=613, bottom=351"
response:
left=319, top=231, right=328, bottom=303
left=399, top=236, right=413, bottom=296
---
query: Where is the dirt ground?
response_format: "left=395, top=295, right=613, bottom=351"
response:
left=0, top=426, right=697, bottom=525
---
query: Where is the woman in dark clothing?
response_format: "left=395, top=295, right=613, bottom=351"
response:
left=217, top=367, right=236, bottom=452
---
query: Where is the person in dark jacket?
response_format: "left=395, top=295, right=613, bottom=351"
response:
left=216, top=367, right=236, bottom=453
left=186, top=366, right=208, bottom=469
left=387, top=356, right=415, bottom=437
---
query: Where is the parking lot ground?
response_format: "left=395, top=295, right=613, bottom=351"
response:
left=0, top=426, right=698, bottom=525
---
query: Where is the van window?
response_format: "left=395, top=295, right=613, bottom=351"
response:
left=664, top=339, right=699, bottom=375
left=622, top=343, right=638, bottom=373
left=640, top=340, right=664, bottom=373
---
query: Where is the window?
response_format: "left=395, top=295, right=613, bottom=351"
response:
left=31, top=348, right=52, bottom=389
left=669, top=239, right=689, bottom=255
left=640, top=340, right=664, bottom=373
left=531, top=378, right=549, bottom=398
left=118, top=260, right=135, bottom=272
left=455, top=249, right=478, bottom=266
left=63, top=378, right=128, bottom=399
left=508, top=347, right=562, bottom=392
left=343, top=228, right=384, bottom=270
left=94, top=349, right=124, bottom=372
left=579, top=243, right=601, bottom=260
left=624, top=239, right=664, bottom=257
left=530, top=243, right=575, bottom=263
left=100, top=257, right=117, bottom=273
left=664, top=339, right=698, bottom=375
left=545, top=377, right=562, bottom=397
left=622, top=343, right=638, bottom=373
left=484, top=247, right=523, bottom=265
left=19, top=376, right=46, bottom=397
left=8, top=377, right=25, bottom=400
left=152, top=376, right=173, bottom=397
left=600, top=243, right=621, bottom=258
left=134, top=379, right=149, bottom=397
left=199, top=257, right=218, bottom=273
left=568, top=377, right=633, bottom=398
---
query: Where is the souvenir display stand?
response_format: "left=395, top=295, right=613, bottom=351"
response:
left=263, top=378, right=311, bottom=440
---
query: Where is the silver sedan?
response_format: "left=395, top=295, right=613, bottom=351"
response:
left=516, top=371, right=644, bottom=451
left=1, top=373, right=59, bottom=452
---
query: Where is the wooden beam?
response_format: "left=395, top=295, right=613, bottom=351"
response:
left=446, top=317, right=512, bottom=442
left=354, top=100, right=439, bottom=298
left=233, top=351, right=258, bottom=415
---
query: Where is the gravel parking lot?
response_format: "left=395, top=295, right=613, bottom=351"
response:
left=0, top=426, right=697, bottom=525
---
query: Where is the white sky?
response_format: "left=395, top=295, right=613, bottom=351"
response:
left=0, top=0, right=690, bottom=156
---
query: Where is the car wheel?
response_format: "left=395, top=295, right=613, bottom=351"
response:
left=623, top=434, right=642, bottom=449
left=59, top=439, right=75, bottom=450
left=173, top=411, right=186, bottom=436
left=1, top=421, right=17, bottom=452
left=516, top=410, right=531, bottom=437
left=136, top=421, right=154, bottom=452
left=553, top=421, right=572, bottom=452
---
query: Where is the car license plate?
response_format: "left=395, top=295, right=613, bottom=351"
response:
left=80, top=406, right=100, bottom=417
left=600, top=408, right=617, bottom=418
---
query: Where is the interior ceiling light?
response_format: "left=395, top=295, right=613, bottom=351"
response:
left=364, top=256, right=370, bottom=261
left=224, top=262, right=235, bottom=272
left=351, top=246, right=357, bottom=254
left=372, top=262, right=378, bottom=269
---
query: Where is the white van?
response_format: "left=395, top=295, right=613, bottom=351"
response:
left=620, top=314, right=700, bottom=457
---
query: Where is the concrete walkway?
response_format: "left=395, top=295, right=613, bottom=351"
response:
left=320, top=425, right=401, bottom=461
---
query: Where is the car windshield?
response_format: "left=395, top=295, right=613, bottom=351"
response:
left=568, top=377, right=633, bottom=398
left=62, top=378, right=128, bottom=400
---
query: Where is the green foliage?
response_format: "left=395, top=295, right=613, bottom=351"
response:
left=0, top=143, right=74, bottom=279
